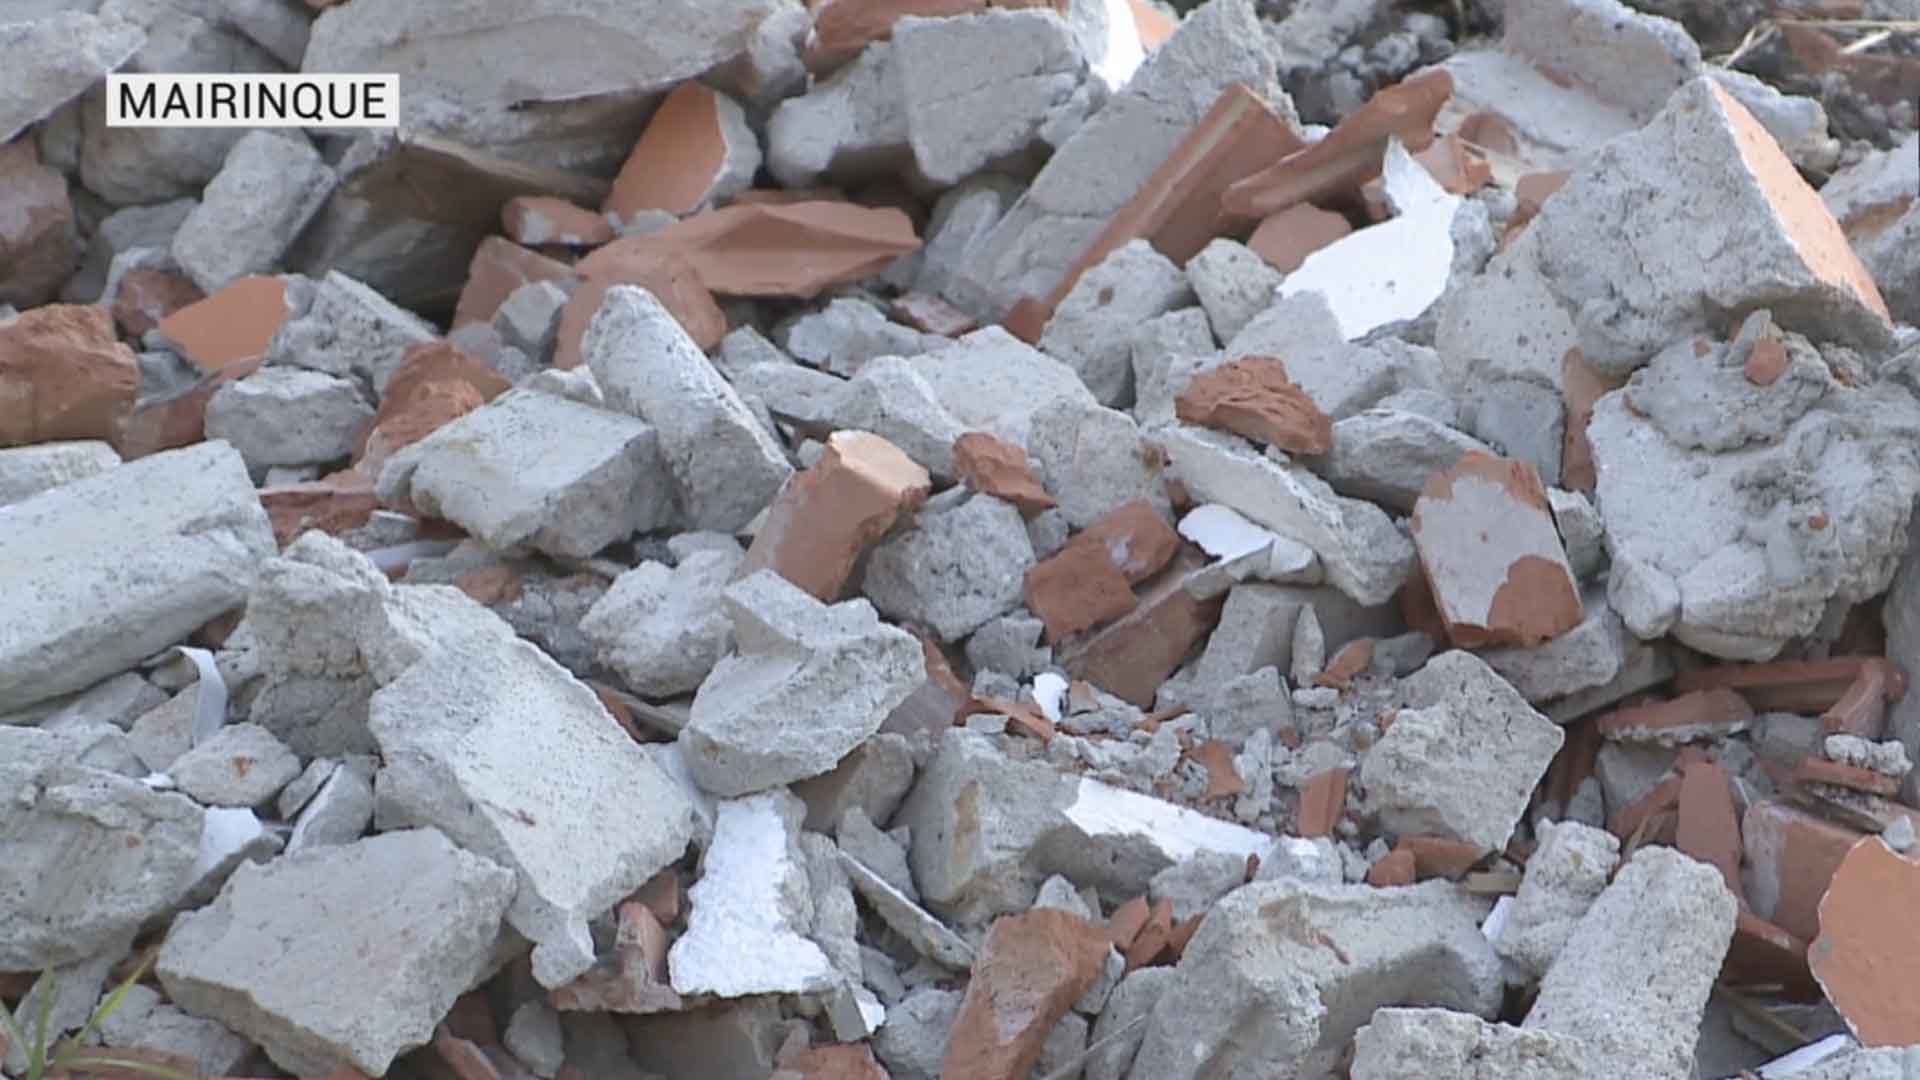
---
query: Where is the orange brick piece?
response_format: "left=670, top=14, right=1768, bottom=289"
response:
left=1810, top=837, right=1920, bottom=1047
left=942, top=908, right=1108, bottom=1080
left=1175, top=356, right=1333, bottom=455
left=1296, top=768, right=1349, bottom=837
left=737, top=431, right=931, bottom=602
left=953, top=432, right=1056, bottom=514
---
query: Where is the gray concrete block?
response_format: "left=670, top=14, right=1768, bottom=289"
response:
left=864, top=494, right=1035, bottom=642
left=205, top=366, right=373, bottom=470
left=0, top=11, right=143, bottom=143
left=1493, top=819, right=1620, bottom=980
left=267, top=270, right=437, bottom=396
left=168, top=722, right=301, bottom=807
left=581, top=548, right=743, bottom=698
left=1352, top=1008, right=1586, bottom=1080
left=1038, top=239, right=1194, bottom=406
left=1315, top=408, right=1491, bottom=514
left=0, top=440, right=121, bottom=507
left=172, top=131, right=336, bottom=294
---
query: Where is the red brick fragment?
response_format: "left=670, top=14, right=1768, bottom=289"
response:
left=502, top=195, right=612, bottom=247
left=1296, top=767, right=1348, bottom=838
left=952, top=432, right=1056, bottom=514
left=547, top=898, right=681, bottom=1014
left=1811, top=837, right=1920, bottom=1046
left=1123, top=899, right=1176, bottom=972
left=738, top=430, right=932, bottom=601
left=1129, top=0, right=1177, bottom=49
left=1061, top=554, right=1223, bottom=708
left=1608, top=773, right=1682, bottom=844
left=1744, top=800, right=1865, bottom=941
left=1794, top=757, right=1903, bottom=797
left=1413, top=132, right=1492, bottom=195
left=1597, top=688, right=1755, bottom=742
left=1397, top=836, right=1486, bottom=881
left=554, top=252, right=727, bottom=368
left=1676, top=657, right=1905, bottom=714
left=1723, top=911, right=1815, bottom=995
left=452, top=236, right=574, bottom=330
left=0, top=139, right=76, bottom=309
left=892, top=291, right=977, bottom=337
left=1676, top=760, right=1744, bottom=899
left=1314, top=638, right=1375, bottom=690
left=1174, top=355, right=1333, bottom=455
left=0, top=303, right=137, bottom=447
left=1822, top=659, right=1898, bottom=739
left=774, top=1043, right=889, bottom=1080
left=258, top=469, right=379, bottom=548
left=1745, top=336, right=1791, bottom=386
left=1106, top=895, right=1150, bottom=951
left=1221, top=69, right=1452, bottom=218
left=1411, top=451, right=1583, bottom=648
left=1072, top=500, right=1182, bottom=585
left=1366, top=849, right=1417, bottom=887
left=1559, top=347, right=1626, bottom=494
left=605, top=81, right=750, bottom=221
left=1190, top=740, right=1245, bottom=799
left=1024, top=542, right=1138, bottom=642
left=1247, top=202, right=1352, bottom=274
left=942, top=908, right=1109, bottom=1080
left=357, top=340, right=512, bottom=474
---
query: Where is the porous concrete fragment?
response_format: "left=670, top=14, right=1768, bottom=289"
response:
left=833, top=357, right=971, bottom=475
left=875, top=987, right=962, bottom=1080
left=1438, top=77, right=1891, bottom=400
left=1186, top=238, right=1284, bottom=344
left=0, top=440, right=121, bottom=507
left=584, top=285, right=792, bottom=531
left=795, top=732, right=917, bottom=833
left=840, top=847, right=975, bottom=971
left=157, top=829, right=514, bottom=1077
left=1159, top=424, right=1414, bottom=605
left=582, top=548, right=743, bottom=698
left=1351, top=1008, right=1586, bottom=1080
left=379, top=388, right=674, bottom=559
left=1525, top=848, right=1738, bottom=1077
left=371, top=638, right=698, bottom=988
left=1021, top=397, right=1165, bottom=529
left=946, top=0, right=1284, bottom=320
left=894, top=9, right=1088, bottom=186
left=864, top=494, right=1036, bottom=641
left=0, top=11, right=146, bottom=144
left=168, top=723, right=301, bottom=807
left=505, top=1000, right=565, bottom=1079
left=0, top=728, right=204, bottom=970
left=1086, top=967, right=1174, bottom=1080
left=205, top=367, right=374, bottom=470
left=1493, top=819, right=1621, bottom=980
left=1129, top=878, right=1503, bottom=1080
left=1548, top=487, right=1606, bottom=580
left=670, top=790, right=838, bottom=998
left=94, top=983, right=252, bottom=1078
left=767, top=41, right=909, bottom=189
left=266, top=270, right=437, bottom=396
left=287, top=758, right=374, bottom=850
left=1366, top=652, right=1565, bottom=851
left=1478, top=594, right=1631, bottom=703
left=0, top=441, right=274, bottom=713
left=1317, top=408, right=1491, bottom=514
left=1412, top=451, right=1583, bottom=648
left=171, top=131, right=336, bottom=295
left=1037, top=239, right=1194, bottom=406
left=912, top=326, right=1099, bottom=449
left=781, top=297, right=940, bottom=377
left=682, top=571, right=925, bottom=797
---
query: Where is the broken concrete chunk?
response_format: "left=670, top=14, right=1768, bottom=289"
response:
left=1412, top=451, right=1584, bottom=649
left=874, top=986, right=963, bottom=1080
left=912, top=326, right=1099, bottom=450
left=0, top=440, right=122, bottom=507
left=1351, top=1008, right=1586, bottom=1080
left=168, top=722, right=301, bottom=808
left=941, top=908, right=1109, bottom=1080
left=171, top=131, right=337, bottom=295
left=740, top=430, right=932, bottom=602
left=0, top=729, right=205, bottom=970
left=1037, top=239, right=1194, bottom=406
left=266, top=270, right=437, bottom=397
left=584, top=285, right=793, bottom=532
left=93, top=982, right=252, bottom=1078
left=832, top=355, right=972, bottom=475
left=157, top=828, right=514, bottom=1077
left=606, top=80, right=761, bottom=225
left=1159, top=424, right=1414, bottom=606
left=767, top=42, right=910, bottom=189
left=670, top=790, right=838, bottom=998
left=205, top=367, right=373, bottom=470
left=1478, top=596, right=1630, bottom=704
left=381, top=388, right=674, bottom=560
left=682, top=571, right=925, bottom=797
left=1129, top=878, right=1502, bottom=1080
left=1026, top=397, right=1167, bottom=530
left=0, top=440, right=274, bottom=713
left=864, top=493, right=1036, bottom=642
left=781, top=296, right=941, bottom=378
left=1493, top=819, right=1620, bottom=980
left=371, top=638, right=697, bottom=988
left=0, top=11, right=146, bottom=144
left=582, top=549, right=743, bottom=699
left=0, top=302, right=138, bottom=448
left=1317, top=408, right=1491, bottom=515
left=1185, top=238, right=1284, bottom=344
left=1523, top=846, right=1738, bottom=1078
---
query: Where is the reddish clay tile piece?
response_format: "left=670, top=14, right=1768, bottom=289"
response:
left=1106, top=895, right=1151, bottom=950
left=577, top=200, right=920, bottom=300
left=1398, top=836, right=1487, bottom=881
left=154, top=274, right=291, bottom=373
left=1410, top=450, right=1583, bottom=648
left=1744, top=336, right=1791, bottom=387
left=1062, top=553, right=1224, bottom=708
left=1367, top=849, right=1418, bottom=887
left=112, top=268, right=204, bottom=338
left=454, top=566, right=524, bottom=606
left=1821, top=659, right=1898, bottom=739
left=1794, top=757, right=1903, bottom=797
left=1597, top=688, right=1755, bottom=743
left=774, top=1043, right=889, bottom=1080
left=942, top=908, right=1109, bottom=1080
left=1608, top=773, right=1682, bottom=844
left=357, top=340, right=512, bottom=474
left=1314, top=638, right=1375, bottom=690
left=1296, top=767, right=1349, bottom=838
left=892, top=291, right=977, bottom=337
left=1505, top=170, right=1572, bottom=236
left=554, top=252, right=726, bottom=367
left=0, top=303, right=138, bottom=448
left=112, top=357, right=259, bottom=460
left=502, top=195, right=613, bottom=247
left=738, top=430, right=932, bottom=602
left=1025, top=542, right=1139, bottom=643
left=1175, top=356, right=1334, bottom=455
left=1031, top=82, right=1305, bottom=322
left=0, top=139, right=75, bottom=309
left=1743, top=800, right=1865, bottom=941
left=1676, top=760, right=1744, bottom=900
left=1412, top=133, right=1492, bottom=195
left=1191, top=740, right=1246, bottom=799
left=605, top=81, right=749, bottom=222
left=1221, top=69, right=1452, bottom=219
left=952, top=432, right=1056, bottom=515
left=548, top=899, right=681, bottom=1014
left=1676, top=657, right=1903, bottom=714
left=1811, top=837, right=1920, bottom=1047
left=1129, top=0, right=1177, bottom=48
left=1559, top=347, right=1626, bottom=494
left=1073, top=499, right=1183, bottom=585
left=1124, top=898, right=1177, bottom=972
left=451, top=236, right=574, bottom=330
left=806, top=0, right=986, bottom=72
left=259, top=470, right=379, bottom=548
left=1723, top=910, right=1813, bottom=993
left=1247, top=202, right=1353, bottom=273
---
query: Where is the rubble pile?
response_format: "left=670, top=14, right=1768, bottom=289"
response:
left=3, top=0, right=1920, bottom=1078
